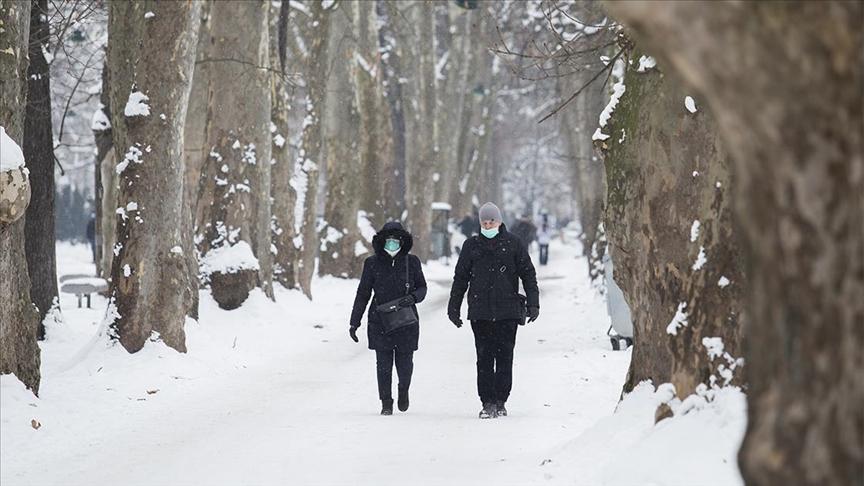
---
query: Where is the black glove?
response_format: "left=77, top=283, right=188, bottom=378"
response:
left=398, top=294, right=415, bottom=307
left=449, top=314, right=463, bottom=328
left=349, top=326, right=359, bottom=343
left=527, top=307, right=539, bottom=323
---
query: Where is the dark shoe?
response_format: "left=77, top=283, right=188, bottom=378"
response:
left=381, top=399, right=393, bottom=416
left=479, top=402, right=497, bottom=419
left=398, top=389, right=409, bottom=412
left=496, top=401, right=507, bottom=417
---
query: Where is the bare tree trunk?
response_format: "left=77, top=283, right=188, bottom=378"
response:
left=353, top=0, right=384, bottom=229
left=0, top=0, right=40, bottom=395
left=106, top=0, right=201, bottom=353
left=181, top=0, right=212, bottom=319
left=195, top=0, right=272, bottom=309
left=376, top=0, right=407, bottom=221
left=405, top=0, right=436, bottom=262
left=93, top=61, right=113, bottom=279
left=269, top=0, right=297, bottom=290
left=599, top=45, right=745, bottom=401
left=23, top=0, right=57, bottom=334
left=293, top=0, right=331, bottom=298
left=606, top=2, right=863, bottom=484
left=319, top=9, right=363, bottom=279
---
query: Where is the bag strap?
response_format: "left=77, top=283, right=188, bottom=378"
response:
left=405, top=256, right=410, bottom=296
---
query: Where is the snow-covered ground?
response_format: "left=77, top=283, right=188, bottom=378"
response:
left=1, top=239, right=745, bottom=485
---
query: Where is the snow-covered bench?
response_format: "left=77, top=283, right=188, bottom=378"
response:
left=59, top=274, right=108, bottom=309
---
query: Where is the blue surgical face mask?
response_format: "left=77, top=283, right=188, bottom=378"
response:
left=480, top=227, right=499, bottom=239
left=384, top=238, right=401, bottom=254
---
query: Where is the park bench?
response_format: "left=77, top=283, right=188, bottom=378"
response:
left=59, top=274, right=109, bottom=309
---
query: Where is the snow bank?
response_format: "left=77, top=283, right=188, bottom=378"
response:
left=0, top=126, right=26, bottom=172
left=200, top=241, right=260, bottom=275
left=542, top=381, right=746, bottom=486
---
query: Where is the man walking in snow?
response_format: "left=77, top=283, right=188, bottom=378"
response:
left=448, top=202, right=540, bottom=419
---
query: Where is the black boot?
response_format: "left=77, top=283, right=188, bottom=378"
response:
left=381, top=399, right=394, bottom=416
left=398, top=388, right=409, bottom=412
left=479, top=402, right=497, bottom=419
left=496, top=401, right=507, bottom=417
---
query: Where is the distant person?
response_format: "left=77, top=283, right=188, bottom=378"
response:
left=86, top=215, right=96, bottom=262
left=537, top=223, right=551, bottom=265
left=349, top=221, right=427, bottom=416
left=510, top=214, right=537, bottom=249
left=448, top=202, right=540, bottom=419
left=458, top=212, right=477, bottom=238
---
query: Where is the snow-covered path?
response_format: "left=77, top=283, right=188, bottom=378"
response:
left=2, top=240, right=632, bottom=486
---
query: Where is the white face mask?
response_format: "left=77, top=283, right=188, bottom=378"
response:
left=385, top=248, right=400, bottom=257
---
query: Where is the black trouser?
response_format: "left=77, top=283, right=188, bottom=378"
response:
left=471, top=320, right=518, bottom=404
left=375, top=349, right=414, bottom=401
left=539, top=244, right=549, bottom=265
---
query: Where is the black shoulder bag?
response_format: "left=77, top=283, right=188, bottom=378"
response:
left=375, top=258, right=419, bottom=335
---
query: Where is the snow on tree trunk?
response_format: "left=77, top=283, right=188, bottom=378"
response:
left=269, top=0, right=298, bottom=290
left=319, top=9, right=363, bottom=279
left=23, top=0, right=57, bottom=333
left=106, top=0, right=202, bottom=352
left=599, top=45, right=745, bottom=403
left=0, top=0, right=41, bottom=394
left=293, top=0, right=331, bottom=299
left=195, top=0, right=273, bottom=308
left=606, top=3, right=863, bottom=483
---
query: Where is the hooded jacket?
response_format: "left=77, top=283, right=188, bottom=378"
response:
left=448, top=223, right=539, bottom=322
left=350, top=221, right=427, bottom=351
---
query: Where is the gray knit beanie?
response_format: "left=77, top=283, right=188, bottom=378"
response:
left=478, top=202, right=502, bottom=222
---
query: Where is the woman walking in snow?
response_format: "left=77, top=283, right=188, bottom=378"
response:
left=349, top=221, right=427, bottom=415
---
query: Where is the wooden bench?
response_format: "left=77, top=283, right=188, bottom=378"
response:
left=59, top=274, right=109, bottom=309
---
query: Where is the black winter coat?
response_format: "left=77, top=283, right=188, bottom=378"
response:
left=350, top=222, right=427, bottom=351
left=448, top=224, right=539, bottom=322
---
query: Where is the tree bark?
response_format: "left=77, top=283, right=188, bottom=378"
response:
left=292, top=0, right=331, bottom=298
left=195, top=0, right=272, bottom=308
left=106, top=0, right=202, bottom=352
left=269, top=0, right=297, bottom=290
left=376, top=0, right=407, bottom=221
left=404, top=0, right=436, bottom=262
left=23, top=0, right=57, bottom=334
left=93, top=61, right=114, bottom=279
left=605, top=2, right=863, bottom=484
left=599, top=45, right=745, bottom=400
left=0, top=0, right=41, bottom=394
left=318, top=8, right=362, bottom=279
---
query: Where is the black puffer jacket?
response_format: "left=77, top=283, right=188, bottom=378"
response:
left=448, top=224, right=539, bottom=322
left=350, top=222, right=427, bottom=351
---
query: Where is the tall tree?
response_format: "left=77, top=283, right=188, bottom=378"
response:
left=92, top=62, right=114, bottom=279
left=106, top=0, right=202, bottom=352
left=293, top=0, right=332, bottom=298
left=405, top=0, right=436, bottom=262
left=0, top=0, right=41, bottom=394
left=195, top=0, right=273, bottom=309
left=606, top=2, right=863, bottom=484
left=23, top=0, right=57, bottom=334
left=269, top=0, right=298, bottom=290
left=600, top=45, right=745, bottom=400
left=376, top=0, right=407, bottom=221
left=318, top=6, right=363, bottom=278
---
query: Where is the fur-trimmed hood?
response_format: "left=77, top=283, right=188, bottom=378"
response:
left=371, top=221, right=414, bottom=258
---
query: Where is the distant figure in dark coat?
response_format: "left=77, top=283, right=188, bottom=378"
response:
left=86, top=216, right=96, bottom=262
left=537, top=223, right=552, bottom=265
left=458, top=213, right=478, bottom=238
left=349, top=221, right=427, bottom=416
left=510, top=214, right=537, bottom=249
left=448, top=202, right=540, bottom=419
